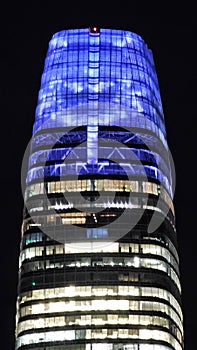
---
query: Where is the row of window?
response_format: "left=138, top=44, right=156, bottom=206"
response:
left=22, top=206, right=175, bottom=234
left=15, top=343, right=175, bottom=350
left=26, top=163, right=171, bottom=197
left=26, top=206, right=174, bottom=231
left=39, top=71, right=160, bottom=114
left=36, top=90, right=162, bottom=118
left=46, top=46, right=154, bottom=67
left=22, top=200, right=175, bottom=242
left=49, top=29, right=144, bottom=51
left=29, top=146, right=166, bottom=169
left=16, top=314, right=181, bottom=342
left=18, top=285, right=183, bottom=322
left=42, top=48, right=156, bottom=73
left=32, top=109, right=167, bottom=148
left=20, top=255, right=179, bottom=285
left=26, top=179, right=173, bottom=211
left=17, top=313, right=170, bottom=330
left=20, top=239, right=179, bottom=264
left=35, top=102, right=164, bottom=139
left=20, top=242, right=178, bottom=267
left=31, top=129, right=167, bottom=155
left=16, top=328, right=182, bottom=350
left=22, top=238, right=178, bottom=264
left=19, top=270, right=181, bottom=293
left=18, top=298, right=182, bottom=332
left=26, top=201, right=173, bottom=224
left=41, top=63, right=157, bottom=87
left=19, top=261, right=181, bottom=295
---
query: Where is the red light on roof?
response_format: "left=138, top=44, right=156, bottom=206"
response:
left=89, top=27, right=100, bottom=33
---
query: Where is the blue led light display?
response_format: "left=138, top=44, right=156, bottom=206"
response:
left=28, top=28, right=172, bottom=196
left=33, top=28, right=165, bottom=134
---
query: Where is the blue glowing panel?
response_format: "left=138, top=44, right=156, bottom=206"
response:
left=87, top=228, right=108, bottom=238
left=33, top=29, right=165, bottom=137
left=28, top=28, right=173, bottom=196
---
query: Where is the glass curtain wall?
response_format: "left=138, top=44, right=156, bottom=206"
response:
left=15, top=28, right=184, bottom=350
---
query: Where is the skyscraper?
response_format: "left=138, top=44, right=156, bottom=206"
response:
left=15, top=28, right=184, bottom=350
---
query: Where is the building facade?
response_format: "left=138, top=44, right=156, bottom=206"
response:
left=15, top=28, right=184, bottom=350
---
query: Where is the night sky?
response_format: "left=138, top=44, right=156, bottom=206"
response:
left=1, top=3, right=196, bottom=350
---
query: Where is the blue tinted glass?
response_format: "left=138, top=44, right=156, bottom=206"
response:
left=28, top=29, right=172, bottom=196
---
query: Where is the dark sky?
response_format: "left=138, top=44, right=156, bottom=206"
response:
left=1, top=3, right=196, bottom=350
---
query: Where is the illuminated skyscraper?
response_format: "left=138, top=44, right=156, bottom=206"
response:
left=15, top=28, right=184, bottom=350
